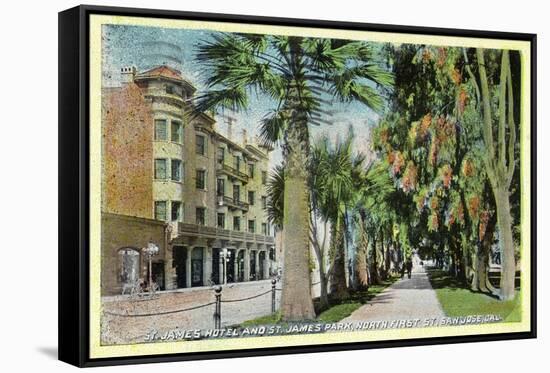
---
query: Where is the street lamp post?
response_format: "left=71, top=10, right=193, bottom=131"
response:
left=221, top=248, right=232, bottom=284
left=143, top=240, right=159, bottom=294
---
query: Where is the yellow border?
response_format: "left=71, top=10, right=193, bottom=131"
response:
left=89, top=14, right=532, bottom=359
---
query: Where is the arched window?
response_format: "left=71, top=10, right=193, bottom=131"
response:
left=118, top=248, right=140, bottom=284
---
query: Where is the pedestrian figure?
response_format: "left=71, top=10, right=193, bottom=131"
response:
left=405, top=258, right=413, bottom=279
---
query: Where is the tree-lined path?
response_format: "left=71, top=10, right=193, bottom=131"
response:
left=342, top=264, right=444, bottom=323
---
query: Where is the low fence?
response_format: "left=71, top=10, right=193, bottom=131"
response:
left=104, top=279, right=281, bottom=328
left=103, top=279, right=322, bottom=329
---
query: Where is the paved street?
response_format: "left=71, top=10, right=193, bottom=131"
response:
left=342, top=265, right=444, bottom=324
left=101, top=279, right=281, bottom=345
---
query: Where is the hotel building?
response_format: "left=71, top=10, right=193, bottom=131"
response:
left=100, top=65, right=276, bottom=295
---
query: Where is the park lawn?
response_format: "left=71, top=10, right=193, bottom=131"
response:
left=428, top=269, right=521, bottom=322
left=240, top=312, right=282, bottom=327
left=240, top=276, right=399, bottom=327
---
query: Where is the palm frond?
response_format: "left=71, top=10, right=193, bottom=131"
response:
left=266, top=165, right=285, bottom=228
left=329, top=78, right=385, bottom=112
left=192, top=86, right=249, bottom=115
left=259, top=108, right=289, bottom=147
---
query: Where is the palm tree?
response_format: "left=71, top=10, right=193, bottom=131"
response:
left=266, top=135, right=362, bottom=310
left=357, top=161, right=397, bottom=283
left=195, top=33, right=393, bottom=320
left=313, top=132, right=366, bottom=300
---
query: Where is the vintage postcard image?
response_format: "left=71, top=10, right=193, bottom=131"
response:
left=88, top=14, right=532, bottom=358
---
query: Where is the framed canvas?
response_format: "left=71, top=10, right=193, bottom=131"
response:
left=58, top=4, right=537, bottom=367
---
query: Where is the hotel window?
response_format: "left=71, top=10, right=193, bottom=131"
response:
left=261, top=222, right=267, bottom=235
left=233, top=216, right=241, bottom=231
left=217, top=147, right=225, bottom=165
left=171, top=121, right=182, bottom=143
left=262, top=171, right=268, bottom=185
left=171, top=201, right=182, bottom=222
left=261, top=196, right=267, bottom=209
left=171, top=159, right=182, bottom=181
left=154, top=201, right=167, bottom=221
left=196, top=170, right=206, bottom=189
left=233, top=184, right=240, bottom=202
left=248, top=191, right=255, bottom=206
left=166, top=85, right=174, bottom=94
left=248, top=220, right=255, bottom=233
left=196, top=134, right=206, bottom=155
left=154, top=119, right=167, bottom=141
left=248, top=163, right=255, bottom=178
left=217, top=213, right=225, bottom=229
left=234, top=155, right=240, bottom=171
left=154, top=159, right=167, bottom=179
left=196, top=207, right=206, bottom=225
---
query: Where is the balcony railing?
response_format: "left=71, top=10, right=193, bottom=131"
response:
left=178, top=222, right=274, bottom=245
left=216, top=162, right=249, bottom=183
left=217, top=195, right=249, bottom=212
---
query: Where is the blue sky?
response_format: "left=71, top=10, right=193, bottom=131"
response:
left=102, top=24, right=385, bottom=168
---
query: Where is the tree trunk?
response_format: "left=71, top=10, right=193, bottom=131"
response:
left=472, top=215, right=495, bottom=293
left=311, top=218, right=329, bottom=311
left=319, top=270, right=329, bottom=310
left=383, top=239, right=391, bottom=278
left=330, top=219, right=349, bottom=299
left=461, top=238, right=469, bottom=283
left=495, top=186, right=516, bottom=300
left=370, top=234, right=379, bottom=284
left=475, top=48, right=516, bottom=302
left=378, top=229, right=386, bottom=280
left=353, top=217, right=369, bottom=290
left=280, top=123, right=315, bottom=321
left=354, top=248, right=369, bottom=290
left=449, top=249, right=456, bottom=277
left=471, top=247, right=489, bottom=293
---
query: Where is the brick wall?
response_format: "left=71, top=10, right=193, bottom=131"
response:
left=102, top=83, right=154, bottom=219
left=101, top=212, right=166, bottom=295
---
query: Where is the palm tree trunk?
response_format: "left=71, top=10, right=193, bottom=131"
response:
left=280, top=123, right=315, bottom=321
left=384, top=236, right=391, bottom=277
left=353, top=212, right=370, bottom=290
left=330, top=218, right=349, bottom=299
left=311, top=217, right=330, bottom=311
left=319, top=271, right=329, bottom=310
left=370, top=234, right=379, bottom=284
left=379, top=228, right=388, bottom=280
left=353, top=244, right=369, bottom=290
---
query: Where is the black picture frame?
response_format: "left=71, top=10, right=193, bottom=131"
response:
left=58, top=4, right=537, bottom=367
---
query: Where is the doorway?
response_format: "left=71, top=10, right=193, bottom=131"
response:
left=191, top=247, right=204, bottom=287
left=237, top=250, right=245, bottom=282
left=212, top=248, right=221, bottom=284
left=250, top=250, right=257, bottom=280
left=258, top=251, right=266, bottom=280
left=151, top=261, right=165, bottom=290
left=226, top=249, right=236, bottom=283
left=173, top=246, right=187, bottom=288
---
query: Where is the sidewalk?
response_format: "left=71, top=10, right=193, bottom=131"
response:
left=101, top=279, right=280, bottom=345
left=342, top=266, right=444, bottom=323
